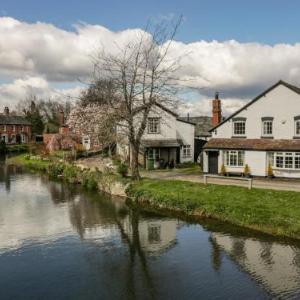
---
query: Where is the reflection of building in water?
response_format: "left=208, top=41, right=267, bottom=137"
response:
left=122, top=216, right=180, bottom=255
left=211, top=233, right=300, bottom=297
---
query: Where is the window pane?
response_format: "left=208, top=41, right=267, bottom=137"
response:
left=263, top=121, right=273, bottom=135
left=234, top=122, right=245, bottom=135
left=276, top=154, right=283, bottom=168
left=295, top=153, right=300, bottom=169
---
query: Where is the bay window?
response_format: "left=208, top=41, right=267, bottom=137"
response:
left=225, top=150, right=245, bottom=167
left=270, top=152, right=300, bottom=169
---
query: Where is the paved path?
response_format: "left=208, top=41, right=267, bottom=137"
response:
left=141, top=170, right=300, bottom=192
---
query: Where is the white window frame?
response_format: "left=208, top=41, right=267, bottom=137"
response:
left=147, top=118, right=160, bottom=134
left=182, top=145, right=191, bottom=158
left=224, top=150, right=245, bottom=167
left=13, top=125, right=16, bottom=132
left=270, top=152, right=300, bottom=170
left=233, top=121, right=246, bottom=136
left=262, top=120, right=273, bottom=136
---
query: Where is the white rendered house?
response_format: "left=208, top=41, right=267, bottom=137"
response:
left=203, top=80, right=300, bottom=178
left=117, top=103, right=195, bottom=169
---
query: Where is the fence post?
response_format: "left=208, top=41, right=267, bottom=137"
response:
left=248, top=179, right=253, bottom=190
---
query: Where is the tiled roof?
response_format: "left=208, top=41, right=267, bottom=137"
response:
left=0, top=115, right=31, bottom=125
left=204, top=138, right=300, bottom=151
left=179, top=116, right=212, bottom=137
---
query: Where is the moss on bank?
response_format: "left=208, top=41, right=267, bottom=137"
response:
left=127, top=178, right=300, bottom=240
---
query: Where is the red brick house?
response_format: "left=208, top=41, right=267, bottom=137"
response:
left=0, top=107, right=32, bottom=144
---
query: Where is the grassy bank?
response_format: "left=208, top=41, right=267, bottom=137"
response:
left=7, top=154, right=103, bottom=190
left=127, top=178, right=300, bottom=240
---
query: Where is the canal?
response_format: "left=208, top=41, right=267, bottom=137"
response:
left=1, top=164, right=300, bottom=299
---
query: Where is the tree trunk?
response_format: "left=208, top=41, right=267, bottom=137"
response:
left=130, top=142, right=140, bottom=180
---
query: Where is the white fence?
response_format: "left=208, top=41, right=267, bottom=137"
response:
left=203, top=174, right=253, bottom=190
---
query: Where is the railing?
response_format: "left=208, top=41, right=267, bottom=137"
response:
left=203, top=174, right=253, bottom=190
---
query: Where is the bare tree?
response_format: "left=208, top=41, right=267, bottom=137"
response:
left=91, top=17, right=183, bottom=179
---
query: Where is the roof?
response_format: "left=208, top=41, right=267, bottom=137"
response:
left=210, top=80, right=300, bottom=132
left=204, top=138, right=300, bottom=151
left=154, top=103, right=178, bottom=117
left=141, top=139, right=183, bottom=148
left=179, top=116, right=212, bottom=137
left=0, top=115, right=31, bottom=126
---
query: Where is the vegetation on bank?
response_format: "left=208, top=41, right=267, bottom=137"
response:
left=127, top=178, right=300, bottom=240
left=7, top=154, right=109, bottom=191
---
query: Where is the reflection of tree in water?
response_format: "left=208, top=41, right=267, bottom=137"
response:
left=209, top=236, right=222, bottom=271
left=65, top=191, right=156, bottom=300
left=0, top=164, right=22, bottom=193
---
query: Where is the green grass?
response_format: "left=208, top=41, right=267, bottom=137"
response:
left=127, top=178, right=300, bottom=239
left=7, top=154, right=51, bottom=171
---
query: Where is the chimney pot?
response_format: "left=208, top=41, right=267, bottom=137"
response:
left=4, top=107, right=9, bottom=116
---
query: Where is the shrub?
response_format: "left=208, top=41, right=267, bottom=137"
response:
left=48, top=163, right=65, bottom=178
left=220, top=164, right=227, bottom=176
left=24, top=154, right=31, bottom=160
left=267, top=163, right=274, bottom=178
left=63, top=164, right=79, bottom=183
left=82, top=171, right=99, bottom=190
left=117, top=163, right=128, bottom=177
left=243, top=164, right=251, bottom=177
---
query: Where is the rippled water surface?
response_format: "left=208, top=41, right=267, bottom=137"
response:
left=1, top=164, right=300, bottom=299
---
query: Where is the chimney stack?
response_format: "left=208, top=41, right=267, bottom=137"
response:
left=212, top=92, right=222, bottom=127
left=4, top=107, right=9, bottom=116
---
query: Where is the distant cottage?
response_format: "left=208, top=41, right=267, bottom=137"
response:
left=0, top=107, right=32, bottom=144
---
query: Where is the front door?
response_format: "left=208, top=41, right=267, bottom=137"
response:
left=208, top=151, right=219, bottom=174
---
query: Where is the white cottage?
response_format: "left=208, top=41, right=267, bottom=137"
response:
left=117, top=103, right=195, bottom=169
left=203, top=80, right=300, bottom=178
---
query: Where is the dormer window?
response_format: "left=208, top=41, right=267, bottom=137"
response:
left=262, top=117, right=273, bottom=137
left=295, top=116, right=300, bottom=137
left=232, top=117, right=246, bottom=136
left=148, top=117, right=160, bottom=134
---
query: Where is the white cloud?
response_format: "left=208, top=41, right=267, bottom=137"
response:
left=0, top=76, right=82, bottom=108
left=1, top=16, right=300, bottom=115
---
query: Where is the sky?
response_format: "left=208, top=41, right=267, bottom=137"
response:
left=1, top=0, right=300, bottom=116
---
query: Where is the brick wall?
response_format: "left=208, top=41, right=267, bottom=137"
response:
left=0, top=125, right=32, bottom=144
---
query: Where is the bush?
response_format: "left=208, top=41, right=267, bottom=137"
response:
left=117, top=163, right=128, bottom=177
left=48, top=163, right=65, bottom=178
left=24, top=154, right=31, bottom=160
left=63, top=164, right=79, bottom=183
left=82, top=170, right=99, bottom=190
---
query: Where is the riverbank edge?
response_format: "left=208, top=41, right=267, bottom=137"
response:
left=127, top=178, right=300, bottom=241
left=6, top=154, right=300, bottom=241
left=6, top=154, right=130, bottom=197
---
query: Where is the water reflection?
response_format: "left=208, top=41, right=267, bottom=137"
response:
left=210, top=233, right=300, bottom=298
left=1, top=164, right=300, bottom=299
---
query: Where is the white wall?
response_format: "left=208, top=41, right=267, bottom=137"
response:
left=176, top=120, right=195, bottom=162
left=213, top=84, right=300, bottom=139
left=141, top=106, right=177, bottom=140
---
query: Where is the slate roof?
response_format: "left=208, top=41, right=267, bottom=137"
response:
left=210, top=80, right=300, bottom=132
left=141, top=139, right=183, bottom=147
left=179, top=116, right=212, bottom=137
left=0, top=115, right=31, bottom=126
left=204, top=138, right=300, bottom=151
